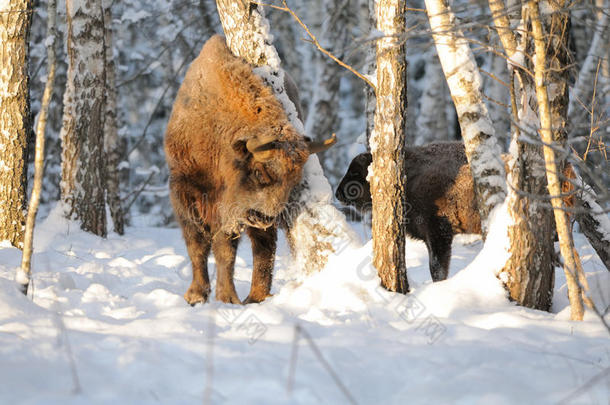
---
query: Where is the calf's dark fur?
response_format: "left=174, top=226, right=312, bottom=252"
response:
left=336, top=142, right=482, bottom=282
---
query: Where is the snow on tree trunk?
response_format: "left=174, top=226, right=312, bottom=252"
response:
left=60, top=0, right=108, bottom=237
left=215, top=1, right=357, bottom=273
left=18, top=0, right=58, bottom=294
left=368, top=0, right=409, bottom=293
left=0, top=0, right=32, bottom=248
left=415, top=50, right=449, bottom=144
left=103, top=0, right=125, bottom=235
left=305, top=0, right=349, bottom=185
left=492, top=0, right=555, bottom=311
left=425, top=0, right=507, bottom=236
left=531, top=0, right=585, bottom=320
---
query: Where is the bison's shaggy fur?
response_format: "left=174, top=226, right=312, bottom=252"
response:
left=165, top=36, right=311, bottom=305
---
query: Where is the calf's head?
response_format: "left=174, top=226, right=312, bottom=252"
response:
left=335, top=152, right=373, bottom=213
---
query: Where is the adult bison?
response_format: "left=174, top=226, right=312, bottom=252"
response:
left=165, top=35, right=334, bottom=305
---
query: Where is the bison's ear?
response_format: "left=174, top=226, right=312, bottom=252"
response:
left=307, top=133, right=337, bottom=154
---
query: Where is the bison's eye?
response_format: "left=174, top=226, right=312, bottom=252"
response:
left=251, top=165, right=273, bottom=186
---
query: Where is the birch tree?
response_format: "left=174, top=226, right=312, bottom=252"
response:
left=215, top=0, right=356, bottom=273
left=425, top=0, right=507, bottom=236
left=60, top=0, right=107, bottom=237
left=18, top=0, right=58, bottom=295
left=369, top=0, right=409, bottom=292
left=489, top=0, right=555, bottom=310
left=103, top=0, right=125, bottom=235
left=530, top=0, right=586, bottom=320
left=0, top=0, right=32, bottom=248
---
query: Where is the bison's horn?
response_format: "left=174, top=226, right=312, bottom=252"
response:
left=307, top=133, right=337, bottom=154
left=246, top=134, right=278, bottom=160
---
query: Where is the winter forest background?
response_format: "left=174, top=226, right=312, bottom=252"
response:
left=1, top=0, right=610, bottom=403
left=25, top=0, right=606, bottom=226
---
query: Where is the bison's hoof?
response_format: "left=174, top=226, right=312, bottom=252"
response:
left=243, top=292, right=272, bottom=305
left=216, top=290, right=241, bottom=305
left=184, top=283, right=210, bottom=306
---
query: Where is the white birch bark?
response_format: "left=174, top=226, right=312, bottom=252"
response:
left=425, top=0, right=507, bottom=236
left=103, top=0, right=125, bottom=235
left=215, top=1, right=357, bottom=274
left=60, top=0, right=107, bottom=237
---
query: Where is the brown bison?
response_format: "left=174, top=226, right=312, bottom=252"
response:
left=336, top=142, right=486, bottom=282
left=165, top=35, right=334, bottom=305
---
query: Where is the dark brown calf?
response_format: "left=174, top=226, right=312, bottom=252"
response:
left=337, top=142, right=482, bottom=281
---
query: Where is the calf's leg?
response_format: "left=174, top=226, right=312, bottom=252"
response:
left=212, top=232, right=241, bottom=304
left=425, top=217, right=454, bottom=282
left=243, top=226, right=277, bottom=304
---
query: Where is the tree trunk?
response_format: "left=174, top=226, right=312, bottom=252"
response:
left=215, top=0, right=356, bottom=273
left=103, top=0, right=125, bottom=235
left=60, top=0, right=107, bottom=237
left=18, top=0, right=58, bottom=294
left=0, top=0, right=32, bottom=248
left=531, top=0, right=586, bottom=320
left=425, top=0, right=507, bottom=236
left=493, top=0, right=555, bottom=310
left=368, top=0, right=408, bottom=293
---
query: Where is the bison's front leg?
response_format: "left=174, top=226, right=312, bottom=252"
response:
left=212, top=232, right=241, bottom=304
left=181, top=220, right=212, bottom=305
left=243, top=226, right=277, bottom=304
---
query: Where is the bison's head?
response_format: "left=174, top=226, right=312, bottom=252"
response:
left=335, top=153, right=373, bottom=213
left=221, top=128, right=336, bottom=231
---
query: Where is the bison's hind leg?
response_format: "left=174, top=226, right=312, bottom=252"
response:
left=243, top=226, right=277, bottom=304
left=212, top=232, right=241, bottom=304
left=180, top=219, right=212, bottom=306
left=425, top=216, right=454, bottom=282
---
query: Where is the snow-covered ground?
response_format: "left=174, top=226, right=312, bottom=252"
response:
left=1, top=206, right=609, bottom=404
